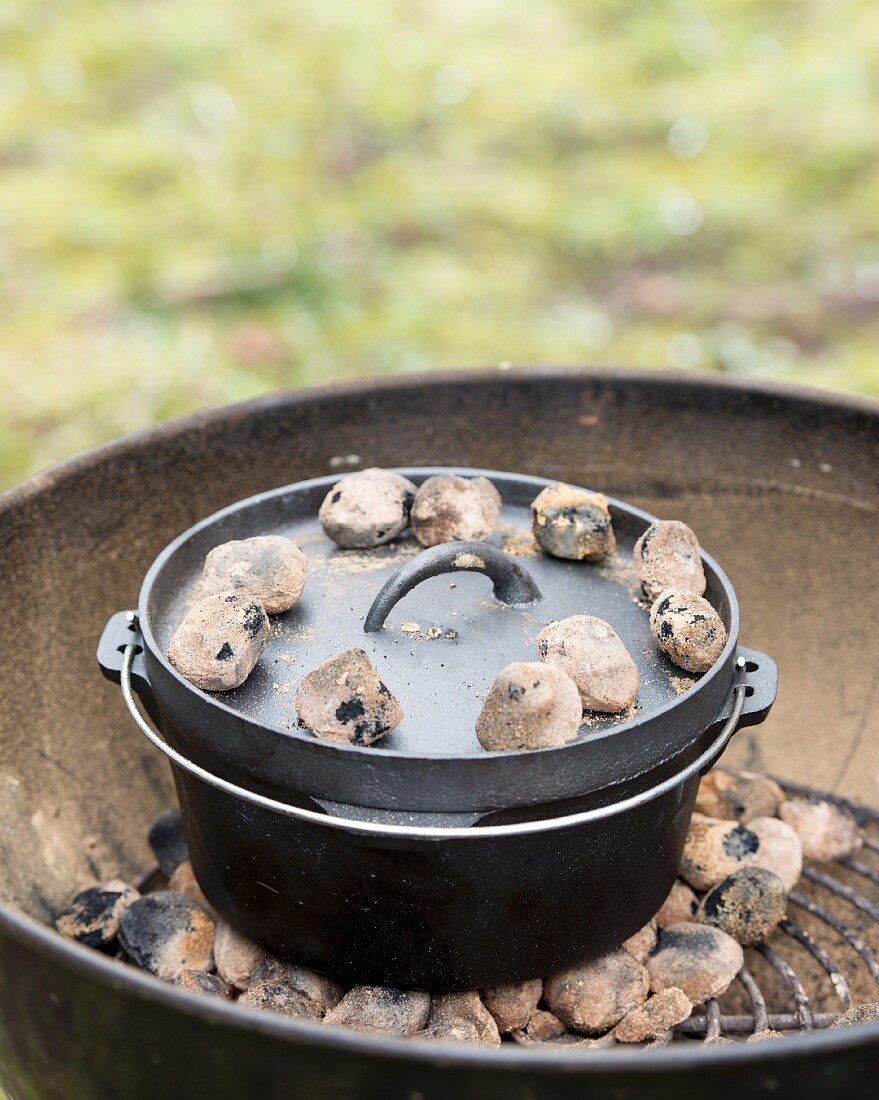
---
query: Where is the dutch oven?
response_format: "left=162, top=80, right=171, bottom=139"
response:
left=97, top=466, right=776, bottom=989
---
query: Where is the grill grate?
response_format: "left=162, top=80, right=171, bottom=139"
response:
left=668, top=780, right=879, bottom=1045
left=502, top=779, right=879, bottom=1049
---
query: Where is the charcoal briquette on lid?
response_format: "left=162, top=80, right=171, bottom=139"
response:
left=475, top=662, right=581, bottom=751
left=319, top=468, right=417, bottom=550
left=201, top=535, right=307, bottom=614
left=166, top=592, right=270, bottom=692
left=531, top=483, right=615, bottom=562
left=410, top=474, right=502, bottom=547
left=295, top=648, right=403, bottom=745
left=633, top=519, right=705, bottom=601
left=536, top=616, right=639, bottom=714
left=650, top=590, right=727, bottom=674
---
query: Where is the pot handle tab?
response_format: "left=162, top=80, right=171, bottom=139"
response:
left=713, top=645, right=777, bottom=732
left=698, top=645, right=777, bottom=775
left=97, top=611, right=157, bottom=715
left=364, top=540, right=541, bottom=633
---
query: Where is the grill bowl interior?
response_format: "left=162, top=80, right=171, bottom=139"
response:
left=1, top=367, right=877, bottom=1099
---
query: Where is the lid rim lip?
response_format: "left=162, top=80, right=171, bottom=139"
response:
left=137, top=467, right=739, bottom=806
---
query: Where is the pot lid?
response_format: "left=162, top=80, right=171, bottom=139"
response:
left=137, top=469, right=742, bottom=812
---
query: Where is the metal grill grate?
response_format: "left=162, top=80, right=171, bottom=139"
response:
left=669, top=780, right=879, bottom=1044
left=502, top=780, right=879, bottom=1050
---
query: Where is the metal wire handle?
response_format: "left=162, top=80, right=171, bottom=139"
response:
left=363, top=541, right=542, bottom=632
left=120, top=644, right=747, bottom=841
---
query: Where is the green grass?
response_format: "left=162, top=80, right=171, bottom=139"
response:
left=2, top=0, right=879, bottom=489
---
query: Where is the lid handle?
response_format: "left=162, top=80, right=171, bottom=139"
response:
left=363, top=540, right=542, bottom=633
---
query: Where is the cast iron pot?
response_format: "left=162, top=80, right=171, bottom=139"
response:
left=97, top=466, right=776, bottom=989
left=1, top=368, right=878, bottom=1100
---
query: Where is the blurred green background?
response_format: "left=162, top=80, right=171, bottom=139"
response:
left=2, top=0, right=878, bottom=491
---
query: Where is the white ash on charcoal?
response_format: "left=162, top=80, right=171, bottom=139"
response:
left=324, top=986, right=431, bottom=1037
left=703, top=1035, right=737, bottom=1047
left=654, top=881, right=699, bottom=929
left=167, top=592, right=270, bottom=691
left=633, top=520, right=706, bottom=602
left=649, top=590, right=727, bottom=674
left=832, top=1002, right=879, bottom=1028
left=623, top=921, right=658, bottom=964
left=295, top=647, right=403, bottom=745
left=214, top=921, right=264, bottom=991
left=646, top=923, right=743, bottom=1005
left=54, top=880, right=140, bottom=950
left=679, top=818, right=760, bottom=891
left=414, top=991, right=501, bottom=1046
left=410, top=474, right=502, bottom=547
left=778, top=797, right=863, bottom=862
left=201, top=535, right=307, bottom=614
left=747, top=816, right=803, bottom=893
left=175, top=969, right=234, bottom=999
left=319, top=468, right=417, bottom=549
left=475, top=662, right=582, bottom=751
left=613, top=988, right=693, bottom=1043
left=697, top=867, right=786, bottom=946
left=530, top=483, right=615, bottom=562
left=147, top=809, right=188, bottom=876
left=167, top=860, right=214, bottom=916
left=544, top=949, right=649, bottom=1035
left=118, top=891, right=215, bottom=981
left=696, top=769, right=784, bottom=822
left=480, top=978, right=543, bottom=1034
left=537, top=615, right=638, bottom=714
left=238, top=954, right=343, bottom=1020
